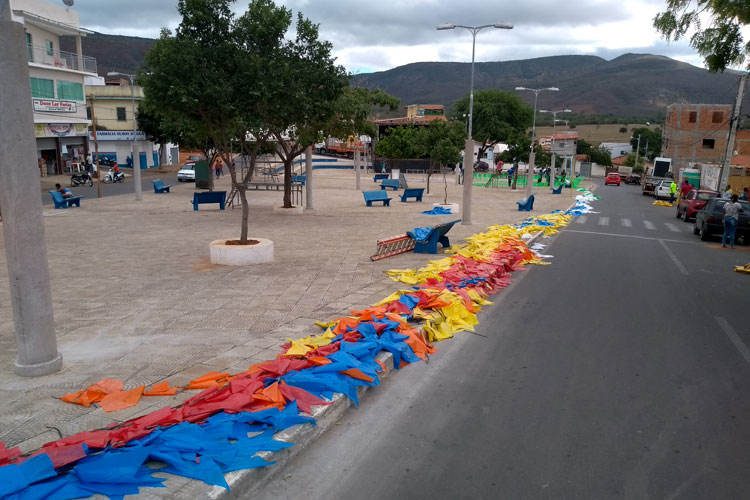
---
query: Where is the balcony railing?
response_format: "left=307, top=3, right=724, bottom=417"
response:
left=27, top=44, right=97, bottom=74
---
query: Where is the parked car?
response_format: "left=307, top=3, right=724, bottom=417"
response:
left=624, top=174, right=641, bottom=185
left=177, top=164, right=195, bottom=182
left=654, top=180, right=673, bottom=200
left=184, top=155, right=203, bottom=166
left=693, top=197, right=750, bottom=243
left=605, top=173, right=621, bottom=186
left=676, top=189, right=718, bottom=222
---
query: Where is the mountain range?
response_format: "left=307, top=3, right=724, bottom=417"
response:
left=62, top=33, right=743, bottom=120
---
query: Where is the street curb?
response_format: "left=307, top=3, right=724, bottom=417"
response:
left=206, top=350, right=397, bottom=499
left=178, top=212, right=571, bottom=498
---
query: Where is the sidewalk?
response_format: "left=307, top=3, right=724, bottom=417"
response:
left=0, top=170, right=583, bottom=479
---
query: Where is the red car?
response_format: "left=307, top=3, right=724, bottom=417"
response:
left=605, top=173, right=621, bottom=186
left=676, top=189, right=719, bottom=222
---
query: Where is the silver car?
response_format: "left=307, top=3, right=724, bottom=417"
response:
left=177, top=164, right=195, bottom=182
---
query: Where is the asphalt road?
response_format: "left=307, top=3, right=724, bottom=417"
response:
left=40, top=171, right=182, bottom=205
left=254, top=181, right=750, bottom=500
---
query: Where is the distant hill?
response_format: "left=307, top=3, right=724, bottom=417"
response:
left=62, top=32, right=742, bottom=120
left=60, top=33, right=153, bottom=77
left=352, top=53, right=743, bottom=120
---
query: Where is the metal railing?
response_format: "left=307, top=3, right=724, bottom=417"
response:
left=27, top=44, right=97, bottom=74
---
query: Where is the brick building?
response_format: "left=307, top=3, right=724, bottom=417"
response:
left=662, top=103, right=732, bottom=172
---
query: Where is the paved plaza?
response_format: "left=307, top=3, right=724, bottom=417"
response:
left=0, top=168, right=581, bottom=455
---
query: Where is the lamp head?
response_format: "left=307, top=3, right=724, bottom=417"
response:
left=63, top=0, right=74, bottom=6
left=563, top=109, right=572, bottom=113
left=436, top=24, right=455, bottom=30
left=539, top=109, right=549, bottom=113
left=547, top=87, right=560, bottom=91
left=515, top=87, right=526, bottom=91
left=493, top=22, right=513, bottom=29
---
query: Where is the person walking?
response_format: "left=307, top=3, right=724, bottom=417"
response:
left=507, top=164, right=516, bottom=187
left=740, top=187, right=749, bottom=201
left=722, top=194, right=742, bottom=249
left=669, top=180, right=677, bottom=203
left=680, top=179, right=692, bottom=198
left=723, top=185, right=733, bottom=198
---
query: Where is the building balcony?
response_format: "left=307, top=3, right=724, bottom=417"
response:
left=27, top=44, right=97, bottom=75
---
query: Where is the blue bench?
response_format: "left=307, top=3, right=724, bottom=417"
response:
left=400, top=188, right=425, bottom=202
left=551, top=184, right=563, bottom=194
left=152, top=179, right=172, bottom=193
left=49, top=190, right=82, bottom=209
left=380, top=179, right=400, bottom=191
left=191, top=191, right=226, bottom=211
left=363, top=190, right=391, bottom=207
left=516, top=193, right=535, bottom=212
left=292, top=175, right=306, bottom=185
left=409, top=219, right=460, bottom=254
left=374, top=174, right=389, bottom=182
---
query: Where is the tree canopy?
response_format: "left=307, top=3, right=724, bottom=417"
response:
left=654, top=1, right=750, bottom=72
left=629, top=127, right=662, bottom=160
left=452, top=90, right=533, bottom=160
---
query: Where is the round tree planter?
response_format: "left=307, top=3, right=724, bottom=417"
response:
left=433, top=203, right=459, bottom=214
left=273, top=205, right=304, bottom=215
left=209, top=238, right=273, bottom=266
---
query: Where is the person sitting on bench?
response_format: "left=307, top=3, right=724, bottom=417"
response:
left=55, top=183, right=74, bottom=199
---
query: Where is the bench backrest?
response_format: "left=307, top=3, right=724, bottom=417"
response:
left=153, top=180, right=166, bottom=189
left=403, top=188, right=423, bottom=196
left=381, top=179, right=399, bottom=188
left=194, top=191, right=227, bottom=202
left=363, top=190, right=389, bottom=200
left=435, top=219, right=460, bottom=236
left=49, top=190, right=65, bottom=203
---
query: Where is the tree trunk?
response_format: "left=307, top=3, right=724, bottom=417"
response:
left=283, top=158, right=292, bottom=208
left=512, top=166, right=518, bottom=190
left=238, top=185, right=249, bottom=243
left=426, top=160, right=432, bottom=194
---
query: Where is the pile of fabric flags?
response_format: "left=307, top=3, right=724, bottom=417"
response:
left=0, top=192, right=597, bottom=499
left=653, top=200, right=673, bottom=207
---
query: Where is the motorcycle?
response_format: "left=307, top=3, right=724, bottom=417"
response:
left=96, top=157, right=116, bottom=168
left=102, top=168, right=125, bottom=184
left=71, top=170, right=93, bottom=187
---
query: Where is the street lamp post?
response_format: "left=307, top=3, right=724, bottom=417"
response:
left=515, top=87, right=559, bottom=195
left=437, top=21, right=513, bottom=225
left=540, top=108, right=571, bottom=187
left=107, top=71, right=141, bottom=201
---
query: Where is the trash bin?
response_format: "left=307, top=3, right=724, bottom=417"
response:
left=194, top=160, right=210, bottom=189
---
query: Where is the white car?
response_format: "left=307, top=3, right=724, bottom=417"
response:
left=177, top=164, right=195, bottom=182
left=654, top=180, right=673, bottom=200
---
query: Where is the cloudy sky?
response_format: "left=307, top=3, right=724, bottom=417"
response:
left=70, top=0, right=712, bottom=73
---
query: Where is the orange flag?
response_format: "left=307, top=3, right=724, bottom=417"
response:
left=144, top=381, right=179, bottom=396
left=99, top=386, right=145, bottom=412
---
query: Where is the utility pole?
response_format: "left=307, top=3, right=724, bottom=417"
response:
left=0, top=1, right=62, bottom=376
left=634, top=134, right=641, bottom=172
left=88, top=95, right=102, bottom=198
left=720, top=72, right=747, bottom=191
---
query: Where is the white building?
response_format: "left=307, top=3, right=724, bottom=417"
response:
left=599, top=142, right=633, bottom=159
left=12, top=0, right=96, bottom=175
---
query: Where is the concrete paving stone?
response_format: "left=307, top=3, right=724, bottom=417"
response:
left=0, top=169, right=583, bottom=479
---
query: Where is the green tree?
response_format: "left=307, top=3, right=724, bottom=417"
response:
left=374, top=125, right=423, bottom=170
left=498, top=132, right=531, bottom=189
left=139, top=0, right=276, bottom=243
left=619, top=127, right=628, bottom=133
left=261, top=13, right=349, bottom=208
left=590, top=147, right=612, bottom=166
left=654, top=1, right=750, bottom=72
left=452, top=89, right=533, bottom=162
left=416, top=120, right=465, bottom=201
left=625, top=153, right=645, bottom=171
left=577, top=138, right=593, bottom=155
left=629, top=127, right=662, bottom=160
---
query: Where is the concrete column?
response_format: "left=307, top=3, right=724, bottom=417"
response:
left=0, top=3, right=63, bottom=376
left=461, top=138, right=474, bottom=225
left=305, top=146, right=313, bottom=210
left=527, top=152, right=535, bottom=195
left=354, top=148, right=361, bottom=190
left=75, top=34, right=83, bottom=72
left=550, top=153, right=556, bottom=187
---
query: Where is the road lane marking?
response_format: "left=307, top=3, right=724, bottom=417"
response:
left=598, top=217, right=609, bottom=226
left=643, top=220, right=656, bottom=230
left=715, top=317, right=750, bottom=364
left=665, top=222, right=681, bottom=232
left=575, top=215, right=587, bottom=224
left=659, top=240, right=689, bottom=275
left=563, top=229, right=701, bottom=245
left=621, top=218, right=632, bottom=227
